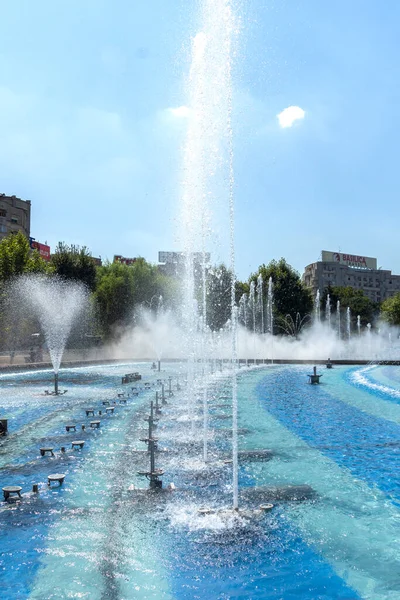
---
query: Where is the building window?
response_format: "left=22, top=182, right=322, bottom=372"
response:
left=0, top=209, right=6, bottom=217
left=0, top=225, right=6, bottom=233
left=11, top=217, right=18, bottom=224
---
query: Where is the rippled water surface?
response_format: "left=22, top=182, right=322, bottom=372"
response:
left=0, top=362, right=399, bottom=599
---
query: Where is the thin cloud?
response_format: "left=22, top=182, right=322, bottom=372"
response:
left=277, top=105, right=305, bottom=128
left=167, top=106, right=191, bottom=118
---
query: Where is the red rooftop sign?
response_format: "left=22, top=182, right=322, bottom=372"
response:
left=29, top=238, right=51, bottom=262
left=322, top=250, right=377, bottom=270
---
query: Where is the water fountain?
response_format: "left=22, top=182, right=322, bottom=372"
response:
left=346, top=307, right=351, bottom=341
left=266, top=276, right=274, bottom=362
left=3, top=1, right=400, bottom=597
left=314, top=290, right=321, bottom=323
left=249, top=280, right=256, bottom=337
left=257, top=274, right=264, bottom=334
left=11, top=275, right=88, bottom=394
left=176, top=0, right=243, bottom=512
left=266, top=277, right=274, bottom=335
left=325, top=293, right=331, bottom=328
left=239, top=293, right=248, bottom=329
left=279, top=312, right=310, bottom=338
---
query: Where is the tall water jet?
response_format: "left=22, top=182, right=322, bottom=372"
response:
left=231, top=305, right=239, bottom=510
left=178, top=0, right=238, bottom=507
left=249, top=280, right=256, bottom=337
left=257, top=274, right=264, bottom=334
left=325, top=294, right=331, bottom=329
left=201, top=314, right=209, bottom=463
left=337, top=300, right=341, bottom=341
left=266, top=277, right=274, bottom=334
left=357, top=315, right=361, bottom=336
left=266, top=276, right=274, bottom=362
left=346, top=307, right=351, bottom=341
left=156, top=295, right=164, bottom=319
left=12, top=275, right=89, bottom=393
left=239, top=293, right=248, bottom=329
left=366, top=323, right=372, bottom=358
left=314, top=290, right=321, bottom=323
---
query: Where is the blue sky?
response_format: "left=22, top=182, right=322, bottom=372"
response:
left=1, top=0, right=399, bottom=281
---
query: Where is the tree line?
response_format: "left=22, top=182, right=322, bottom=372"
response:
left=0, top=232, right=398, bottom=351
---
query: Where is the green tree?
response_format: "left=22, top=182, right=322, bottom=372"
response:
left=205, top=265, right=232, bottom=331
left=0, top=232, right=50, bottom=351
left=251, top=258, right=313, bottom=331
left=130, top=258, right=177, bottom=309
left=381, top=293, right=400, bottom=326
left=94, top=258, right=177, bottom=339
left=0, top=232, right=49, bottom=281
left=202, top=265, right=249, bottom=331
left=322, top=285, right=377, bottom=326
left=51, top=242, right=96, bottom=291
left=94, top=262, right=135, bottom=337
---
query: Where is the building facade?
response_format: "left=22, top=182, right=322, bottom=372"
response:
left=303, top=251, right=400, bottom=303
left=158, top=251, right=211, bottom=277
left=113, top=255, right=137, bottom=266
left=0, top=194, right=31, bottom=242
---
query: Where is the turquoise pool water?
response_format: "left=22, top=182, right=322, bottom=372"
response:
left=0, top=362, right=399, bottom=599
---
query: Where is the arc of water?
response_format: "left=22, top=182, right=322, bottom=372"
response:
left=13, top=275, right=88, bottom=376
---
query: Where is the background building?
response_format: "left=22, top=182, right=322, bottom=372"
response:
left=158, top=251, right=211, bottom=277
left=113, top=255, right=137, bottom=266
left=303, top=250, right=400, bottom=303
left=0, top=194, right=31, bottom=241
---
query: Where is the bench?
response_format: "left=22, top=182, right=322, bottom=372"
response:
left=40, top=447, right=54, bottom=457
left=85, top=409, right=95, bottom=416
left=102, top=400, right=110, bottom=406
left=71, top=441, right=85, bottom=449
left=119, top=398, right=127, bottom=404
left=48, top=473, right=65, bottom=486
left=65, top=424, right=76, bottom=432
left=90, top=420, right=101, bottom=428
left=2, top=486, right=22, bottom=501
left=105, top=407, right=115, bottom=414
